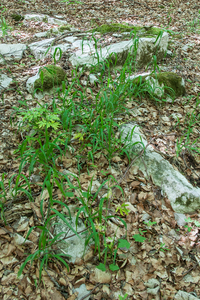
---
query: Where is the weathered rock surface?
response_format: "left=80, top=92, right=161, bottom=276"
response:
left=24, top=14, right=68, bottom=25
left=128, top=71, right=185, bottom=99
left=0, top=74, right=13, bottom=91
left=174, top=290, right=200, bottom=300
left=0, top=44, right=26, bottom=64
left=53, top=205, right=91, bottom=263
left=70, top=32, right=168, bottom=69
left=120, top=123, right=200, bottom=213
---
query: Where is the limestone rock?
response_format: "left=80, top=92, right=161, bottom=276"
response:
left=120, top=123, right=200, bottom=213
left=0, top=74, right=13, bottom=91
left=69, top=32, right=168, bottom=70
left=0, top=44, right=26, bottom=64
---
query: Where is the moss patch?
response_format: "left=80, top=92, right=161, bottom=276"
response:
left=155, top=72, right=186, bottom=97
left=34, top=65, right=67, bottom=92
left=11, top=14, right=24, bottom=21
left=131, top=72, right=185, bottom=98
left=58, top=25, right=71, bottom=32
left=92, top=23, right=142, bottom=34
left=90, top=23, right=164, bottom=37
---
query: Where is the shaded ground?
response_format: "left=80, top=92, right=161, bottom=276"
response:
left=0, top=0, right=200, bottom=299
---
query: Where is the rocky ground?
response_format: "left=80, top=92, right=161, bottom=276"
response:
left=0, top=0, right=200, bottom=299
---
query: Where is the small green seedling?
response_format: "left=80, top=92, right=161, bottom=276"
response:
left=116, top=203, right=130, bottom=216
left=119, top=293, right=128, bottom=300
left=184, top=225, right=192, bottom=232
left=159, top=243, right=169, bottom=252
left=133, top=228, right=147, bottom=243
left=144, top=221, right=157, bottom=227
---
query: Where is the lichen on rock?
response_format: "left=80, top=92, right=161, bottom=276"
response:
left=34, top=65, right=67, bottom=92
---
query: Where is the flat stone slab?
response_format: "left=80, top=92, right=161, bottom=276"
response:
left=120, top=123, right=200, bottom=213
left=29, top=38, right=71, bottom=60
left=0, top=74, right=13, bottom=91
left=69, top=32, right=168, bottom=69
left=0, top=44, right=26, bottom=64
left=24, top=14, right=68, bottom=25
left=53, top=205, right=90, bottom=263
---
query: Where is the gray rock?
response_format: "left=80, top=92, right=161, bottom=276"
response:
left=174, top=291, right=199, bottom=300
left=0, top=44, right=26, bottom=64
left=73, top=284, right=90, bottom=300
left=0, top=74, right=12, bottom=91
left=120, top=123, right=200, bottom=213
left=24, top=14, right=68, bottom=25
left=53, top=205, right=91, bottom=263
left=174, top=213, right=187, bottom=226
left=69, top=32, right=168, bottom=69
left=29, top=38, right=71, bottom=60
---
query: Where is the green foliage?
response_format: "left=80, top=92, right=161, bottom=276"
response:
left=159, top=243, right=169, bottom=252
left=11, top=14, right=24, bottom=21
left=116, top=203, right=130, bottom=216
left=20, top=106, right=61, bottom=131
left=133, top=228, right=147, bottom=243
left=0, top=7, right=12, bottom=36
left=6, top=27, right=198, bottom=285
left=97, top=238, right=130, bottom=272
left=119, top=294, right=128, bottom=300
left=144, top=221, right=157, bottom=227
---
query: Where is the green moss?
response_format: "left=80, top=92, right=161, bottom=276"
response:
left=92, top=23, right=142, bottom=34
left=11, top=14, right=24, bottom=21
left=175, top=194, right=193, bottom=208
left=155, top=72, right=186, bottom=97
left=90, top=23, right=164, bottom=37
left=131, top=72, right=185, bottom=99
left=34, top=65, right=67, bottom=92
left=58, top=25, right=71, bottom=32
left=42, top=16, right=48, bottom=23
left=146, top=27, right=163, bottom=35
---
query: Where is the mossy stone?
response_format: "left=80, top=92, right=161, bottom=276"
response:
left=59, top=25, right=71, bottom=32
left=155, top=72, right=186, bottom=97
left=11, top=14, right=24, bottom=21
left=92, top=23, right=142, bottom=34
left=34, top=65, right=67, bottom=92
left=131, top=72, right=185, bottom=98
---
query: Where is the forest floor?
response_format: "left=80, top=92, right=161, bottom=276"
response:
left=0, top=0, right=200, bottom=299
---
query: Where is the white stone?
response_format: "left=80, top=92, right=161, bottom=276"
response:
left=29, top=38, right=71, bottom=60
left=53, top=205, right=91, bottom=263
left=73, top=284, right=90, bottom=300
left=24, top=14, right=68, bottom=25
left=26, top=72, right=40, bottom=93
left=174, top=213, right=187, bottom=226
left=34, top=32, right=48, bottom=38
left=0, top=44, right=26, bottom=64
left=120, top=123, right=200, bottom=213
left=0, top=74, right=12, bottom=91
left=69, top=32, right=168, bottom=69
left=174, top=291, right=199, bottom=300
left=89, top=74, right=98, bottom=84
